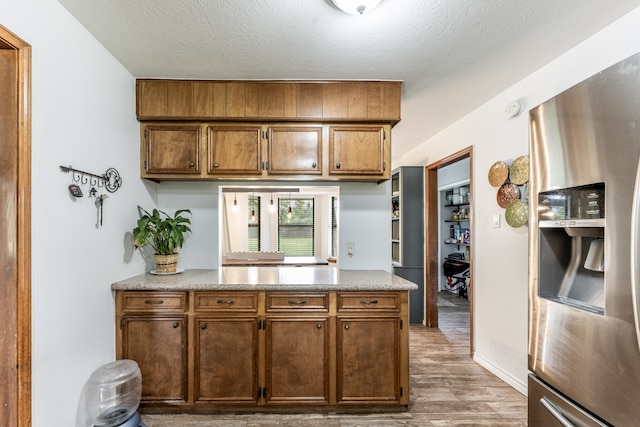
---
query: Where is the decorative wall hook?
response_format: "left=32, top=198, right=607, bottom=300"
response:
left=60, top=165, right=122, bottom=193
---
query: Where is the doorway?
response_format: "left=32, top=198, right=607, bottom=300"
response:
left=424, top=146, right=473, bottom=355
left=0, top=23, right=32, bottom=427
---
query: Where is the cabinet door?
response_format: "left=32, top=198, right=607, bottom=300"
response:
left=144, top=125, right=201, bottom=174
left=207, top=125, right=262, bottom=175
left=267, top=126, right=322, bottom=175
left=265, top=316, right=330, bottom=404
left=328, top=125, right=386, bottom=176
left=337, top=317, right=401, bottom=403
left=121, top=315, right=187, bottom=403
left=195, top=317, right=259, bottom=404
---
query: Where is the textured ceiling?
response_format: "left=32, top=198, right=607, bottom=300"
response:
left=57, top=0, right=640, bottom=163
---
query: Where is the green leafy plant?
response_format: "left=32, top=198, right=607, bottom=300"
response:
left=132, top=206, right=192, bottom=255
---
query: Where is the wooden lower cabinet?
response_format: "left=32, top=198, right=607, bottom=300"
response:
left=337, top=317, right=401, bottom=403
left=265, top=316, right=330, bottom=404
left=120, top=315, right=188, bottom=403
left=195, top=316, right=259, bottom=404
left=115, top=290, right=409, bottom=411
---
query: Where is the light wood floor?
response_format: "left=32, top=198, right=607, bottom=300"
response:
left=142, top=292, right=528, bottom=426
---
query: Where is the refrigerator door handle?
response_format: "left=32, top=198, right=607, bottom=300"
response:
left=540, top=397, right=575, bottom=427
left=631, top=158, right=640, bottom=352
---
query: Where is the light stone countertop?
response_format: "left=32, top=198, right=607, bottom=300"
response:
left=111, top=267, right=418, bottom=291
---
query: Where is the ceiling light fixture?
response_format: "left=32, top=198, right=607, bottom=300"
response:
left=330, top=0, right=382, bottom=15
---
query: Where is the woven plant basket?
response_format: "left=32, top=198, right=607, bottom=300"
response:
left=154, top=253, right=179, bottom=273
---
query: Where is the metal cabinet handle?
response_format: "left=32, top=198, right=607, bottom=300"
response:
left=539, top=397, right=574, bottom=427
left=344, top=324, right=349, bottom=330
left=216, top=299, right=235, bottom=305
left=213, top=162, right=219, bottom=168
left=201, top=324, right=207, bottom=330
left=317, top=323, right=322, bottom=329
left=189, top=161, right=195, bottom=167
left=288, top=300, right=307, bottom=305
left=312, top=162, right=317, bottom=168
left=631, top=149, right=640, bottom=353
left=336, top=163, right=341, bottom=169
left=144, top=300, right=164, bottom=305
left=172, top=322, right=179, bottom=328
left=359, top=300, right=379, bottom=305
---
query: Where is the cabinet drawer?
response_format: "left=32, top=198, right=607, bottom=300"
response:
left=120, top=292, right=187, bottom=312
left=337, top=293, right=400, bottom=312
left=266, top=292, right=329, bottom=312
left=194, top=292, right=258, bottom=312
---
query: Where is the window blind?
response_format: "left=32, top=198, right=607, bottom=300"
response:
left=278, top=198, right=314, bottom=256
left=331, top=196, right=337, bottom=258
left=248, top=195, right=260, bottom=251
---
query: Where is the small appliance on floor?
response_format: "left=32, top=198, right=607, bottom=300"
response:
left=76, top=359, right=148, bottom=427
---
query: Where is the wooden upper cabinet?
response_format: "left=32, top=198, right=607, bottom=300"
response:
left=137, top=80, right=401, bottom=124
left=322, top=82, right=401, bottom=120
left=268, top=126, right=322, bottom=175
left=143, top=124, right=201, bottom=174
left=207, top=125, right=262, bottom=175
left=329, top=125, right=389, bottom=177
left=137, top=80, right=398, bottom=181
left=137, top=80, right=168, bottom=117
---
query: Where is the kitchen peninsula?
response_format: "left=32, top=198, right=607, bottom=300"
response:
left=112, top=267, right=417, bottom=413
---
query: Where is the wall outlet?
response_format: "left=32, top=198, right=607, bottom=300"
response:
left=346, top=242, right=355, bottom=255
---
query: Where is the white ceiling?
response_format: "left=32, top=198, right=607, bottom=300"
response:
left=57, top=0, right=640, bottom=163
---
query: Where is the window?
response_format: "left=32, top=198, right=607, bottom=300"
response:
left=248, top=195, right=260, bottom=251
left=278, top=198, right=314, bottom=256
left=331, top=196, right=337, bottom=258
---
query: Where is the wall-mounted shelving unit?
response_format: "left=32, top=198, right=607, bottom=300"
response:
left=441, top=185, right=471, bottom=297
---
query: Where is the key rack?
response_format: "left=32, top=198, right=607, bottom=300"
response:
left=60, top=165, right=122, bottom=193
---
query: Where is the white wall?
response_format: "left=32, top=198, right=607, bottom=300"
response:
left=4, top=1, right=154, bottom=426
left=394, top=6, right=640, bottom=394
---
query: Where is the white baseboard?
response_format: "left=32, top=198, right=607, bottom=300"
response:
left=473, top=353, right=528, bottom=396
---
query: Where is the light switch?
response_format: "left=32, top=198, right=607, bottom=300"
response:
left=492, top=214, right=501, bottom=228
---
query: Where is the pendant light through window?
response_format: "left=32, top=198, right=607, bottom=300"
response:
left=250, top=192, right=256, bottom=222
left=269, top=193, right=276, bottom=213
left=232, top=192, right=238, bottom=212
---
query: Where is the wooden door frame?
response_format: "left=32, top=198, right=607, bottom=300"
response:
left=424, top=146, right=473, bottom=354
left=0, top=23, right=32, bottom=427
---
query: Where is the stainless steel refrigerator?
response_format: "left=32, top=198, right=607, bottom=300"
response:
left=529, top=52, right=640, bottom=426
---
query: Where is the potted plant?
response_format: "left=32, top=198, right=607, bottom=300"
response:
left=132, top=206, right=192, bottom=273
